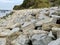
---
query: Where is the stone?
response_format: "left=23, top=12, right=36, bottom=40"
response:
left=11, top=34, right=29, bottom=45
left=0, top=38, right=6, bottom=45
left=42, top=23, right=52, bottom=31
left=23, top=30, right=48, bottom=37
left=48, top=38, right=60, bottom=45
left=48, top=31, right=54, bottom=38
left=10, top=23, right=21, bottom=28
left=31, top=34, right=52, bottom=45
left=21, top=22, right=34, bottom=30
left=8, top=27, right=20, bottom=36
left=0, top=27, right=20, bottom=37
left=52, top=27, right=60, bottom=38
left=32, top=30, right=48, bottom=34
left=0, top=7, right=60, bottom=45
left=0, top=29, right=10, bottom=37
left=52, top=27, right=60, bottom=31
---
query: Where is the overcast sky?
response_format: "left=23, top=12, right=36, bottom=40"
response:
left=0, top=0, right=24, bottom=10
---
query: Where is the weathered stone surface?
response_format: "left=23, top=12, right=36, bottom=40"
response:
left=0, top=27, right=20, bottom=37
left=11, top=34, right=29, bottom=45
left=0, top=7, right=59, bottom=45
left=42, top=23, right=52, bottom=31
left=31, top=34, right=52, bottom=45
left=21, top=22, right=35, bottom=30
left=48, top=38, right=60, bottom=45
left=52, top=27, right=60, bottom=38
left=0, top=29, right=10, bottom=37
left=0, top=38, right=6, bottom=45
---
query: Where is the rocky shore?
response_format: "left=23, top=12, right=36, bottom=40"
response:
left=0, top=7, right=60, bottom=45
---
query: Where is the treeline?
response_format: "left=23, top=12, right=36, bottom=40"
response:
left=13, top=0, right=50, bottom=10
left=13, top=0, right=60, bottom=10
left=49, top=0, right=60, bottom=6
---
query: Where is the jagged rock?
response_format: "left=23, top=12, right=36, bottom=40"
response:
left=48, top=31, right=54, bottom=38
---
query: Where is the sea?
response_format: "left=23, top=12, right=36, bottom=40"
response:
left=0, top=10, right=11, bottom=17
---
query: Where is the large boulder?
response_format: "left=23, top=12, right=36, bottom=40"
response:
left=48, top=38, right=60, bottom=45
left=31, top=33, right=52, bottom=45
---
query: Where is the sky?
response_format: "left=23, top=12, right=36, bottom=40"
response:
left=0, top=0, right=24, bottom=10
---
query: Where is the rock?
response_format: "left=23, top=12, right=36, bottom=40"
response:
left=0, top=38, right=6, bottom=45
left=32, top=30, right=48, bottom=34
left=10, top=23, right=21, bottom=28
left=0, top=27, right=20, bottom=37
left=23, top=30, right=48, bottom=37
left=0, top=7, right=60, bottom=45
left=6, top=23, right=21, bottom=29
left=11, top=34, right=29, bottom=45
left=52, top=27, right=60, bottom=38
left=48, top=38, right=60, bottom=45
left=0, top=29, right=10, bottom=37
left=31, top=34, right=52, bottom=45
left=8, top=27, right=20, bottom=36
left=42, top=23, right=52, bottom=31
left=21, top=22, right=34, bottom=30
left=48, top=31, right=54, bottom=38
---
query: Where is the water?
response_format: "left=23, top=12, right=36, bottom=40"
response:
left=0, top=10, right=11, bottom=17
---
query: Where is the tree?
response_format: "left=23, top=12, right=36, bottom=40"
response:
left=13, top=0, right=50, bottom=10
left=55, top=0, right=60, bottom=7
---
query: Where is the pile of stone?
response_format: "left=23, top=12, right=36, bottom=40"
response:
left=0, top=7, right=60, bottom=45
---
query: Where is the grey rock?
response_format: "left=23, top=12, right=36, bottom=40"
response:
left=31, top=34, right=52, bottom=45
left=48, top=38, right=60, bottom=45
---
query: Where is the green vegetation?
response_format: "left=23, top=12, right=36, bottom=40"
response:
left=13, top=0, right=50, bottom=10
left=13, top=0, right=60, bottom=10
left=49, top=0, right=60, bottom=7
